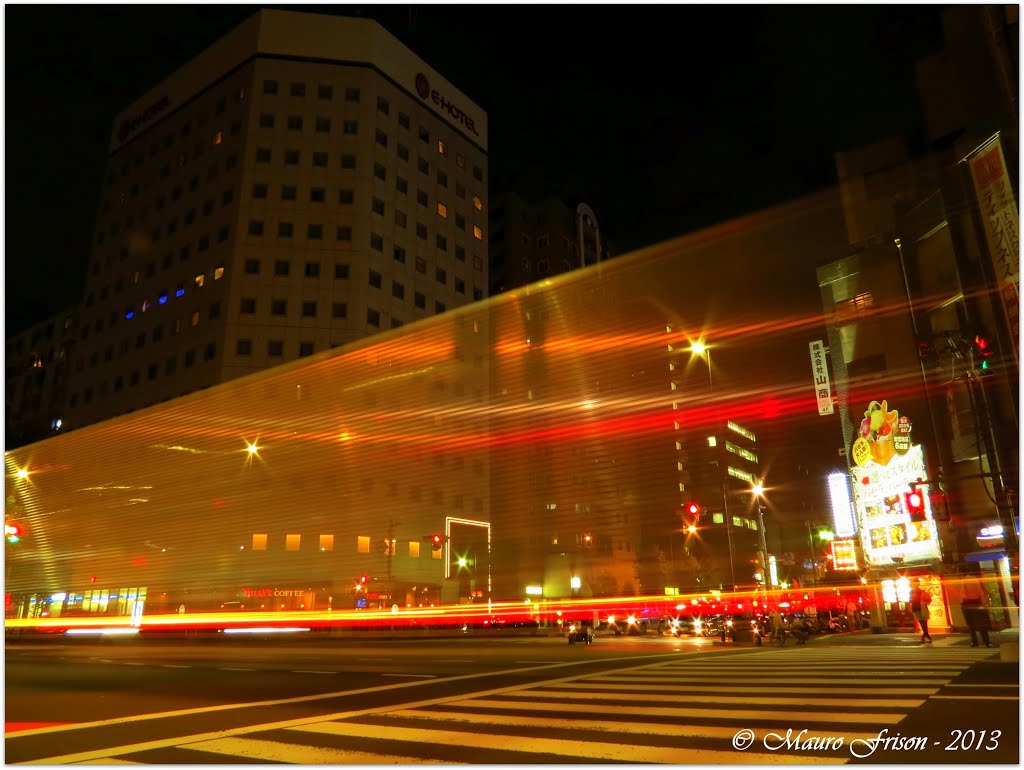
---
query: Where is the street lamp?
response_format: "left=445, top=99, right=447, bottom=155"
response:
left=688, top=340, right=713, bottom=391
left=805, top=522, right=834, bottom=587
left=752, top=482, right=770, bottom=588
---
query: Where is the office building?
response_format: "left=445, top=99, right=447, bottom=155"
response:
left=64, top=9, right=488, bottom=431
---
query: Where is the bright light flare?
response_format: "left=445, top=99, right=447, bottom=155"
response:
left=689, top=341, right=707, bottom=355
left=221, top=627, right=310, bottom=634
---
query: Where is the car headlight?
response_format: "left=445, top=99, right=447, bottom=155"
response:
left=627, top=615, right=637, bottom=625
left=726, top=619, right=733, bottom=627
left=693, top=619, right=702, bottom=630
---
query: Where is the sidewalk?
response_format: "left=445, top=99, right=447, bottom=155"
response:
left=801, top=625, right=1019, bottom=650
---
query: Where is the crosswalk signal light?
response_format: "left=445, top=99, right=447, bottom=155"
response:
left=903, top=490, right=926, bottom=522
left=5, top=523, right=22, bottom=544
left=431, top=533, right=443, bottom=551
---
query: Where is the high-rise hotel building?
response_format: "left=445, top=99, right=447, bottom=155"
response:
left=66, top=9, right=488, bottom=430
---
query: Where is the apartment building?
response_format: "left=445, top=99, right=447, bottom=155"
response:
left=65, top=9, right=488, bottom=430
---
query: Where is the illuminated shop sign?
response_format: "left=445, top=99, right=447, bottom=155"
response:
left=241, top=587, right=308, bottom=598
left=415, top=73, right=479, bottom=136
left=809, top=340, right=833, bottom=415
left=827, top=472, right=856, bottom=537
left=851, top=399, right=912, bottom=467
left=830, top=538, right=858, bottom=570
left=847, top=399, right=941, bottom=567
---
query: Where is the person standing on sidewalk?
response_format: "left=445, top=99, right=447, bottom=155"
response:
left=910, top=582, right=933, bottom=644
left=961, top=573, right=994, bottom=648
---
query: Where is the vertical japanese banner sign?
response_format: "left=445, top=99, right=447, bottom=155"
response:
left=809, top=340, right=833, bottom=415
left=967, top=135, right=1020, bottom=365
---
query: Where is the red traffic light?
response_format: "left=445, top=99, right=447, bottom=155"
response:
left=903, top=490, right=926, bottom=522
left=685, top=502, right=700, bottom=516
left=431, top=533, right=443, bottom=548
left=359, top=574, right=368, bottom=584
left=5, top=523, right=22, bottom=543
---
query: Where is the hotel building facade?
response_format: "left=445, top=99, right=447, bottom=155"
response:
left=65, top=9, right=489, bottom=431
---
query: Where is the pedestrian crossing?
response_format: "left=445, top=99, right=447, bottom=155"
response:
left=59, top=646, right=999, bottom=764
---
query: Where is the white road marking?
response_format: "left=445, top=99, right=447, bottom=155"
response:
left=218, top=668, right=255, bottom=672
left=160, top=665, right=190, bottom=669
left=292, top=670, right=337, bottom=675
left=289, top=720, right=838, bottom=764
left=506, top=688, right=925, bottom=708
left=180, top=736, right=462, bottom=764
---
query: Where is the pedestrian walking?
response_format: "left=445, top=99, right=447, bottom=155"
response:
left=960, top=574, right=994, bottom=648
left=909, top=583, right=933, bottom=644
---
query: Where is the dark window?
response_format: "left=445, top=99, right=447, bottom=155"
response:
left=377, top=96, right=389, bottom=114
left=415, top=256, right=427, bottom=274
left=240, top=297, right=256, bottom=314
left=284, top=150, right=300, bottom=165
left=271, top=299, right=287, bottom=316
left=274, top=260, right=290, bottom=277
left=318, top=83, right=333, bottom=99
left=299, top=341, right=314, bottom=357
left=204, top=342, right=216, bottom=361
left=372, top=197, right=385, bottom=215
left=281, top=185, right=297, bottom=201
left=341, top=153, right=356, bottom=169
left=343, top=120, right=358, bottom=135
left=397, top=143, right=409, bottom=161
left=268, top=340, right=284, bottom=356
left=436, top=234, right=447, bottom=251
left=336, top=225, right=352, bottom=241
left=392, top=281, right=405, bottom=299
left=287, top=115, right=303, bottom=131
left=332, top=302, right=347, bottom=319
left=248, top=220, right=264, bottom=236
left=315, top=116, right=330, bottom=132
left=367, top=308, right=381, bottom=327
left=418, top=157, right=429, bottom=175
left=455, top=277, right=465, bottom=295
left=435, top=301, right=446, bottom=314
left=339, top=189, right=354, bottom=204
left=394, top=246, right=406, bottom=263
left=414, top=292, right=426, bottom=309
left=369, top=269, right=383, bottom=289
left=398, top=112, right=411, bottom=129
left=302, top=301, right=317, bottom=318
left=436, top=267, right=447, bottom=285
left=345, top=87, right=360, bottom=102
left=373, top=162, right=387, bottom=181
left=244, top=258, right=260, bottom=275
left=417, top=189, right=428, bottom=207
left=259, top=113, right=274, bottom=128
left=312, top=151, right=328, bottom=167
left=237, top=339, right=253, bottom=356
left=256, top=147, right=271, bottom=163
left=370, top=232, right=384, bottom=252
left=278, top=222, right=294, bottom=238
left=334, top=262, right=350, bottom=279
left=304, top=261, right=320, bottom=277
left=263, top=79, right=278, bottom=95
left=310, top=187, right=325, bottom=203
left=208, top=301, right=221, bottom=320
left=375, top=129, right=388, bottom=147
left=290, top=81, right=305, bottom=97
left=307, top=224, right=323, bottom=240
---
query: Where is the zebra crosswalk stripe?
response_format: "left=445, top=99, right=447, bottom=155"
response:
left=178, top=736, right=463, bottom=764
left=283, top=720, right=840, bottom=764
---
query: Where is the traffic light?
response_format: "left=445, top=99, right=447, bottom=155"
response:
left=359, top=574, right=368, bottom=585
left=903, top=490, right=926, bottom=522
left=684, top=501, right=701, bottom=521
left=917, top=338, right=935, bottom=364
left=431, top=533, right=444, bottom=551
left=972, top=332, right=994, bottom=371
left=5, top=523, right=22, bottom=544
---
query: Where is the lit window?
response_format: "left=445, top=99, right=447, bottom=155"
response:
left=472, top=195, right=482, bottom=211
left=319, top=534, right=334, bottom=551
left=437, top=139, right=447, bottom=156
left=190, top=311, right=200, bottom=327
left=712, top=513, right=724, bottom=524
left=213, top=130, right=223, bottom=145
left=285, top=534, right=301, bottom=551
left=357, top=536, right=370, bottom=553
left=213, top=265, right=225, bottom=280
left=432, top=546, right=442, bottom=560
left=473, top=225, right=483, bottom=240
left=437, top=202, right=448, bottom=219
left=409, top=541, right=420, bottom=558
left=252, top=533, right=268, bottom=551
left=195, top=274, right=205, bottom=287
left=707, top=436, right=717, bottom=447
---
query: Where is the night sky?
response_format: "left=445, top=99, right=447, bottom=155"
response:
left=5, top=4, right=947, bottom=335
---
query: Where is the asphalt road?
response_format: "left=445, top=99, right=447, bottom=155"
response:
left=5, top=631, right=1018, bottom=764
